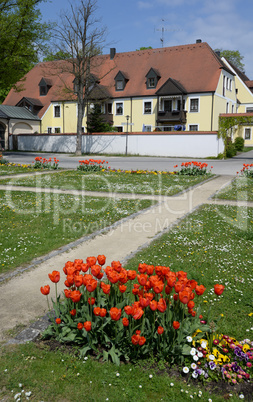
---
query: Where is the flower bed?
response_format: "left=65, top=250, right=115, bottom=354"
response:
left=33, top=156, right=59, bottom=170
left=77, top=159, right=109, bottom=172
left=174, top=161, right=213, bottom=176
left=239, top=163, right=253, bottom=178
left=39, top=254, right=251, bottom=388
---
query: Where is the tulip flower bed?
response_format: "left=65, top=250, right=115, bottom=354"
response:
left=33, top=156, right=59, bottom=170
left=239, top=163, right=253, bottom=179
left=41, top=255, right=232, bottom=373
left=77, top=159, right=109, bottom=172
left=174, top=161, right=213, bottom=176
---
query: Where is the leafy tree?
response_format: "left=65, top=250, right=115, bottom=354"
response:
left=216, top=49, right=245, bottom=72
left=52, top=0, right=108, bottom=155
left=86, top=104, right=115, bottom=133
left=136, top=46, right=153, bottom=50
left=0, top=0, right=50, bottom=102
left=43, top=50, right=72, bottom=62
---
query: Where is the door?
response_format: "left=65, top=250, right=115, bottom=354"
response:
left=0, top=123, right=5, bottom=150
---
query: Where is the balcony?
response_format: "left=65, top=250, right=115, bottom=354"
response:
left=157, top=110, right=187, bottom=123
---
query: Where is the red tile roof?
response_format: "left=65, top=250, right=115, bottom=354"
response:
left=4, top=42, right=231, bottom=118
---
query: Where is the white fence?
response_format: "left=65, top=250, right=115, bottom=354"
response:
left=12, top=131, right=224, bottom=158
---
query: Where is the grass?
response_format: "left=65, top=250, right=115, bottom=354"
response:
left=0, top=341, right=243, bottom=402
left=0, top=164, right=35, bottom=175
left=0, top=170, right=213, bottom=195
left=125, top=203, right=253, bottom=341
left=214, top=176, right=253, bottom=201
left=0, top=190, right=154, bottom=274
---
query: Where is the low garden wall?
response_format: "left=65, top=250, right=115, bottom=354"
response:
left=12, top=131, right=224, bottom=158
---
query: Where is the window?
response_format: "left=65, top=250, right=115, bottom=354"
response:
left=226, top=103, right=229, bottom=113
left=40, top=86, right=47, bottom=96
left=107, top=103, right=112, bottom=114
left=145, top=125, right=152, bottom=132
left=245, top=128, right=251, bottom=140
left=164, top=100, right=172, bottom=112
left=148, top=77, right=155, bottom=88
left=116, top=80, right=124, bottom=91
left=54, top=105, right=60, bottom=117
left=54, top=127, right=61, bottom=133
left=47, top=127, right=52, bottom=134
left=232, top=105, right=234, bottom=113
left=230, top=79, right=232, bottom=91
left=190, top=98, right=199, bottom=112
left=144, top=101, right=152, bottom=114
left=246, top=107, right=253, bottom=113
left=189, top=125, right=198, bottom=131
left=115, top=102, right=123, bottom=115
left=116, top=126, right=123, bottom=132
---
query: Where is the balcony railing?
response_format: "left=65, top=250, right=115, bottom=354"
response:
left=157, top=110, right=187, bottom=123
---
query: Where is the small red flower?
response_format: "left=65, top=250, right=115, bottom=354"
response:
left=214, top=284, right=225, bottom=296
left=40, top=285, right=50, bottom=295
left=55, top=318, right=61, bottom=324
left=48, top=270, right=60, bottom=283
left=77, top=322, right=83, bottom=330
left=83, top=321, right=92, bottom=332
left=122, top=317, right=129, bottom=327
left=70, top=309, right=76, bottom=316
left=157, top=326, right=164, bottom=335
left=172, top=321, right=180, bottom=330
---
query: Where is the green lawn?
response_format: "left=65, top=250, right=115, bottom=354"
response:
left=0, top=190, right=154, bottom=274
left=0, top=170, right=213, bottom=195
left=214, top=176, right=253, bottom=201
left=0, top=342, right=242, bottom=402
left=0, top=164, right=35, bottom=175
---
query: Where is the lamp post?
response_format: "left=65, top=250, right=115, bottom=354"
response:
left=125, top=115, right=130, bottom=156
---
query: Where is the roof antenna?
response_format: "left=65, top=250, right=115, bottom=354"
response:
left=156, top=19, right=166, bottom=48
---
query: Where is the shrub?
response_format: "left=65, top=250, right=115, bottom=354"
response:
left=234, top=137, right=245, bottom=152
left=225, top=138, right=237, bottom=158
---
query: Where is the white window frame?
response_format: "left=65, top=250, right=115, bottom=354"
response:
left=189, top=97, right=199, bottom=113
left=143, top=100, right=152, bottom=114
left=54, top=127, right=61, bottom=133
left=115, top=102, right=124, bottom=115
left=189, top=124, right=199, bottom=131
left=54, top=104, right=61, bottom=118
left=245, top=128, right=251, bottom=140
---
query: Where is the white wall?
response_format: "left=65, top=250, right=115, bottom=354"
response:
left=15, top=132, right=224, bottom=157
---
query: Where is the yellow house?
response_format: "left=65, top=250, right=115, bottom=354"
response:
left=221, top=57, right=253, bottom=146
left=3, top=41, right=242, bottom=149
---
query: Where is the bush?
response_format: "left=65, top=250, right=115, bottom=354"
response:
left=225, top=138, right=237, bottom=158
left=234, top=137, right=245, bottom=152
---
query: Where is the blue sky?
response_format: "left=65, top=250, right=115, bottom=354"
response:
left=40, top=0, right=253, bottom=79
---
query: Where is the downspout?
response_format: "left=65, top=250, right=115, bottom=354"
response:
left=62, top=101, right=65, bottom=133
left=130, top=97, right=133, bottom=132
left=211, top=93, right=214, bottom=131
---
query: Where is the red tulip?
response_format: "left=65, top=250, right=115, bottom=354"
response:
left=173, top=321, right=180, bottom=330
left=48, top=270, right=60, bottom=283
left=86, top=256, right=97, bottom=267
left=40, top=285, right=50, bottom=295
left=109, top=307, right=122, bottom=321
left=83, top=321, right=92, bottom=332
left=122, top=317, right=129, bottom=327
left=99, top=308, right=107, bottom=317
left=138, top=336, right=146, bottom=346
left=97, top=255, right=106, bottom=265
left=88, top=297, right=96, bottom=305
left=70, top=290, right=82, bottom=303
left=55, top=318, right=61, bottom=324
left=195, top=284, right=206, bottom=296
left=157, top=326, right=164, bottom=335
left=214, top=284, right=225, bottom=296
left=93, top=307, right=101, bottom=316
left=70, top=309, right=76, bottom=316
left=77, top=322, right=83, bottom=330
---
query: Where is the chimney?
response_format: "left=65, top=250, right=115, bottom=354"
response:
left=216, top=51, right=221, bottom=57
left=110, top=48, right=116, bottom=59
left=196, top=39, right=202, bottom=43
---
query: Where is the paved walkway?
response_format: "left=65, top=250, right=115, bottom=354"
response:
left=0, top=174, right=243, bottom=342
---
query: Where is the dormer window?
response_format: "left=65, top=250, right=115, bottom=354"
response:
left=146, top=68, right=160, bottom=89
left=39, top=78, right=52, bottom=96
left=114, top=71, right=128, bottom=91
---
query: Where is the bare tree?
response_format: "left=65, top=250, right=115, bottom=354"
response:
left=54, top=0, right=107, bottom=155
